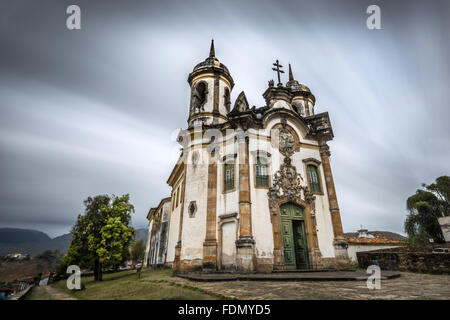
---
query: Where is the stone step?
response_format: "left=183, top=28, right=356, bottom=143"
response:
left=177, top=271, right=401, bottom=282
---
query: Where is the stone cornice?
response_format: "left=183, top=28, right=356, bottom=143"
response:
left=188, top=67, right=235, bottom=89
left=305, top=112, right=334, bottom=141
left=250, top=150, right=272, bottom=158
left=218, top=212, right=238, bottom=220
left=302, top=157, right=322, bottom=165
left=167, top=161, right=185, bottom=187
left=262, top=86, right=294, bottom=105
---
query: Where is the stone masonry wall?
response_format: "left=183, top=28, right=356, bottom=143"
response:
left=357, top=244, right=450, bottom=274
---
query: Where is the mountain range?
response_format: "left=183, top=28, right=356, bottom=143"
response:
left=0, top=227, right=148, bottom=255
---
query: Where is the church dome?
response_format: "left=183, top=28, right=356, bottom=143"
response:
left=289, top=83, right=311, bottom=93
left=192, top=40, right=231, bottom=76
left=193, top=57, right=230, bottom=75
left=188, top=40, right=234, bottom=88
left=285, top=64, right=311, bottom=93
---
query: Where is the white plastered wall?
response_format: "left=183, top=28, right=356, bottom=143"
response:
left=144, top=220, right=153, bottom=267
left=180, top=146, right=208, bottom=261
left=165, top=197, right=179, bottom=263
left=248, top=134, right=274, bottom=261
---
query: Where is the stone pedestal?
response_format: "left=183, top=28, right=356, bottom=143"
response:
left=310, top=248, right=323, bottom=268
left=333, top=238, right=351, bottom=269
left=235, top=236, right=255, bottom=272
left=202, top=240, right=217, bottom=272
left=272, top=249, right=284, bottom=271
left=173, top=242, right=181, bottom=272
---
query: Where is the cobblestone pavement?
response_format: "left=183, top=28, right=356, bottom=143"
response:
left=160, top=272, right=450, bottom=300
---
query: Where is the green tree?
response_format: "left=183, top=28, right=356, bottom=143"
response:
left=63, top=194, right=135, bottom=281
left=405, top=176, right=449, bottom=245
left=131, top=239, right=146, bottom=265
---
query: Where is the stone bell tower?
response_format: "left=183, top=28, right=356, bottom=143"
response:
left=187, top=40, right=235, bottom=127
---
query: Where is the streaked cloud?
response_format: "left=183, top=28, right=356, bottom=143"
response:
left=0, top=0, right=449, bottom=237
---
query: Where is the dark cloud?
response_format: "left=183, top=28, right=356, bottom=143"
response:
left=0, top=0, right=449, bottom=237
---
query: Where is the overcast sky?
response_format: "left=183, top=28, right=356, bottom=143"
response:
left=0, top=0, right=449, bottom=237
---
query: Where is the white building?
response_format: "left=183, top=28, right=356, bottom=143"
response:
left=144, top=198, right=171, bottom=267
left=345, top=229, right=406, bottom=262
left=145, top=41, right=350, bottom=272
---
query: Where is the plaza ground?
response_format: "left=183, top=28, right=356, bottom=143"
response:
left=25, top=268, right=450, bottom=300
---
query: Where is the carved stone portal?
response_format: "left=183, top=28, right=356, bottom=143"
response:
left=268, top=124, right=322, bottom=270
left=268, top=157, right=308, bottom=207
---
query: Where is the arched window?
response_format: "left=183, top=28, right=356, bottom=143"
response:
left=172, top=189, right=177, bottom=211
left=179, top=183, right=183, bottom=206
left=223, top=161, right=235, bottom=192
left=191, top=81, right=207, bottom=113
left=306, top=164, right=321, bottom=193
left=255, top=157, right=269, bottom=187
left=224, top=87, right=231, bottom=113
left=175, top=186, right=180, bottom=207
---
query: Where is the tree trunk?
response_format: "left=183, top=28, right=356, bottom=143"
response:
left=94, top=258, right=100, bottom=281
left=98, top=262, right=103, bottom=281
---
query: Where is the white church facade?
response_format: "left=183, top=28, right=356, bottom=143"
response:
left=144, top=41, right=350, bottom=272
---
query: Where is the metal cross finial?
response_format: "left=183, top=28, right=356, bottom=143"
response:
left=272, top=59, right=284, bottom=86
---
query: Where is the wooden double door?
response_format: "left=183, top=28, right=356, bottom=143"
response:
left=280, top=202, right=310, bottom=270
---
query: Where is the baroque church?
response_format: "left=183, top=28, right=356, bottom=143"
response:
left=144, top=41, right=350, bottom=272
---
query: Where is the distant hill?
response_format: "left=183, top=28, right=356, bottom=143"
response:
left=344, top=230, right=406, bottom=241
left=0, top=228, right=72, bottom=255
left=0, top=228, right=51, bottom=244
left=0, top=227, right=148, bottom=256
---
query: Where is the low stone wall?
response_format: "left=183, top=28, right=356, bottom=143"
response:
left=12, top=285, right=33, bottom=300
left=357, top=245, right=450, bottom=274
left=347, top=244, right=405, bottom=262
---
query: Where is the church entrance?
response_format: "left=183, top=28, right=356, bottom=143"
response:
left=280, top=202, right=310, bottom=269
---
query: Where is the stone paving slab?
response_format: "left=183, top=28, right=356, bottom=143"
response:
left=162, top=272, right=450, bottom=300
left=272, top=268, right=343, bottom=273
left=176, top=270, right=400, bottom=282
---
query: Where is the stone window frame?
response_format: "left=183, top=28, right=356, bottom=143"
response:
left=179, top=182, right=183, bottom=206
left=172, top=177, right=184, bottom=211
left=171, top=189, right=176, bottom=211
left=302, top=158, right=324, bottom=195
left=250, top=150, right=272, bottom=189
left=188, top=201, right=197, bottom=218
left=175, top=185, right=180, bottom=207
left=222, top=154, right=237, bottom=194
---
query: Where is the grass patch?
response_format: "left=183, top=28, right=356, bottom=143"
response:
left=52, top=269, right=220, bottom=300
left=23, top=286, right=55, bottom=300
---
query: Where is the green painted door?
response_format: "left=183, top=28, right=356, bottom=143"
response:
left=281, top=220, right=296, bottom=269
left=280, top=203, right=310, bottom=270
left=292, top=220, right=309, bottom=269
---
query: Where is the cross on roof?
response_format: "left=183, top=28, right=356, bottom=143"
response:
left=272, top=59, right=284, bottom=86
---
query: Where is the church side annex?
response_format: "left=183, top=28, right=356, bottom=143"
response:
left=144, top=41, right=350, bottom=273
